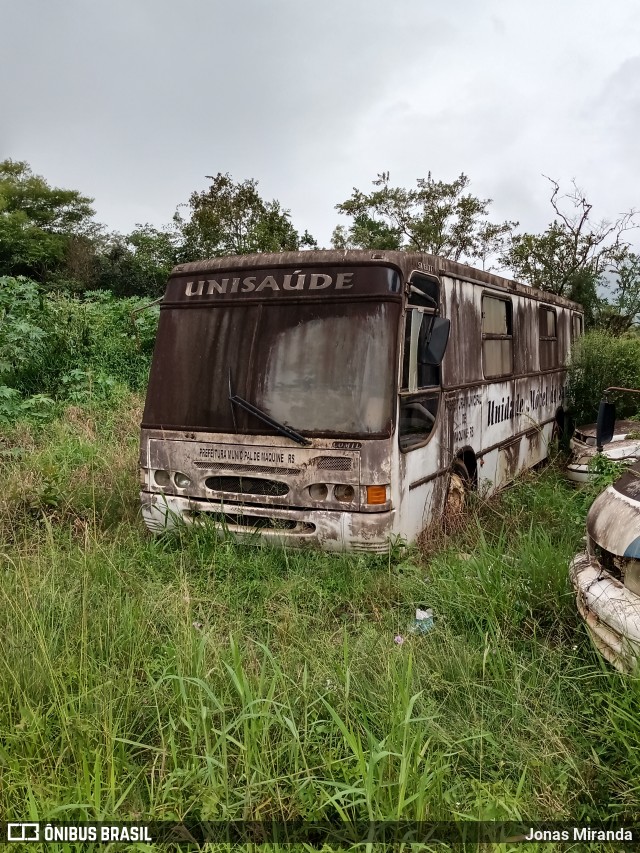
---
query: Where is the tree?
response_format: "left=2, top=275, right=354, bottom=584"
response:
left=501, top=177, right=637, bottom=323
left=595, top=252, right=640, bottom=334
left=0, top=160, right=98, bottom=287
left=174, top=173, right=316, bottom=261
left=332, top=172, right=517, bottom=267
left=94, top=225, right=178, bottom=298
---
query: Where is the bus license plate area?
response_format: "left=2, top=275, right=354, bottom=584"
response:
left=146, top=439, right=361, bottom=506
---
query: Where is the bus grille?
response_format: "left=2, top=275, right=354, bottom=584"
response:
left=310, top=456, right=352, bottom=470
left=205, top=476, right=289, bottom=496
left=189, top=510, right=314, bottom=533
left=349, top=541, right=390, bottom=553
left=222, top=513, right=297, bottom=529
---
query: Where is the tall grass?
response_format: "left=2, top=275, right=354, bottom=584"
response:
left=0, top=397, right=638, bottom=848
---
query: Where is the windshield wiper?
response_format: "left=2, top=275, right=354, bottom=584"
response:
left=228, top=372, right=311, bottom=446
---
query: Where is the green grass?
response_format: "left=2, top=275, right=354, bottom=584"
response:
left=0, top=397, right=638, bottom=850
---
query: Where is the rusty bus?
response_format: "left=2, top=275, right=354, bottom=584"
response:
left=139, top=250, right=582, bottom=551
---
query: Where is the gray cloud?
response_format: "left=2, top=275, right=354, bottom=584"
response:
left=1, top=0, right=638, bottom=250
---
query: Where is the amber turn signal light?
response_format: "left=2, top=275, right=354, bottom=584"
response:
left=366, top=485, right=387, bottom=505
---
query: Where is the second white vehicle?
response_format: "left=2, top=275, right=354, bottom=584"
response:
left=567, top=420, right=640, bottom=484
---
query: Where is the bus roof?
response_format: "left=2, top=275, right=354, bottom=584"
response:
left=170, top=249, right=583, bottom=312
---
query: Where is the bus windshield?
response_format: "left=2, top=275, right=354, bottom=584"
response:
left=143, top=300, right=399, bottom=437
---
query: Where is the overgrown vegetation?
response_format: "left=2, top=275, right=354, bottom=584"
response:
left=0, top=275, right=157, bottom=421
left=567, top=329, right=640, bottom=424
left=0, top=396, right=637, bottom=845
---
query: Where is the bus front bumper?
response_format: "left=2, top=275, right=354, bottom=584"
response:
left=570, top=551, right=640, bottom=672
left=140, top=492, right=395, bottom=553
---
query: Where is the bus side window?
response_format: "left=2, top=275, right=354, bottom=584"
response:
left=407, top=273, right=440, bottom=309
left=399, top=395, right=439, bottom=451
left=400, top=309, right=440, bottom=451
left=482, top=295, right=513, bottom=378
left=401, top=311, right=440, bottom=391
left=571, top=312, right=583, bottom=341
left=539, top=305, right=558, bottom=369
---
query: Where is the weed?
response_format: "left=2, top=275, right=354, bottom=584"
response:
left=587, top=453, right=629, bottom=492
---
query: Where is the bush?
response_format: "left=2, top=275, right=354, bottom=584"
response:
left=567, top=330, right=640, bottom=425
left=37, top=290, right=159, bottom=394
left=0, top=276, right=48, bottom=383
left=0, top=276, right=158, bottom=419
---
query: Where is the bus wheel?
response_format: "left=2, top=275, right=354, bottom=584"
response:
left=443, top=459, right=471, bottom=526
left=551, top=410, right=564, bottom=444
left=551, top=409, right=571, bottom=451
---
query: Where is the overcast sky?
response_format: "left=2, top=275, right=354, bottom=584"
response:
left=2, top=0, right=639, bottom=249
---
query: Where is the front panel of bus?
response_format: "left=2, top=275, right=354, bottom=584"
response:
left=139, top=263, right=406, bottom=550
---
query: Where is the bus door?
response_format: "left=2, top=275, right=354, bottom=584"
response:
left=398, top=272, right=450, bottom=454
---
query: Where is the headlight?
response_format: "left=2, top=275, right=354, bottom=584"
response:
left=154, top=469, right=171, bottom=488
left=334, top=484, right=355, bottom=502
left=174, top=472, right=192, bottom=489
left=309, top=483, right=328, bottom=500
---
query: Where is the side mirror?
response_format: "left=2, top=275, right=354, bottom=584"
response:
left=420, top=316, right=451, bottom=366
left=596, top=399, right=616, bottom=451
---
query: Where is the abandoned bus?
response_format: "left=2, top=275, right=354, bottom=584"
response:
left=140, top=250, right=582, bottom=551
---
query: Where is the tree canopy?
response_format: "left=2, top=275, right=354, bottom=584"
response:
left=0, top=160, right=638, bottom=332
left=95, top=225, right=178, bottom=298
left=0, top=160, right=98, bottom=286
left=332, top=171, right=517, bottom=269
left=174, top=172, right=317, bottom=261
left=501, top=177, right=638, bottom=323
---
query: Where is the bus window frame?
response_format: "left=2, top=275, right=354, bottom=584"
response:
left=571, top=311, right=584, bottom=341
left=482, top=293, right=514, bottom=379
left=399, top=271, right=443, bottom=453
left=538, top=304, right=558, bottom=370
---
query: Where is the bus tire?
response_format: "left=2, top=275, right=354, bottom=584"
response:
left=551, top=408, right=564, bottom=443
left=443, top=458, right=471, bottom=524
